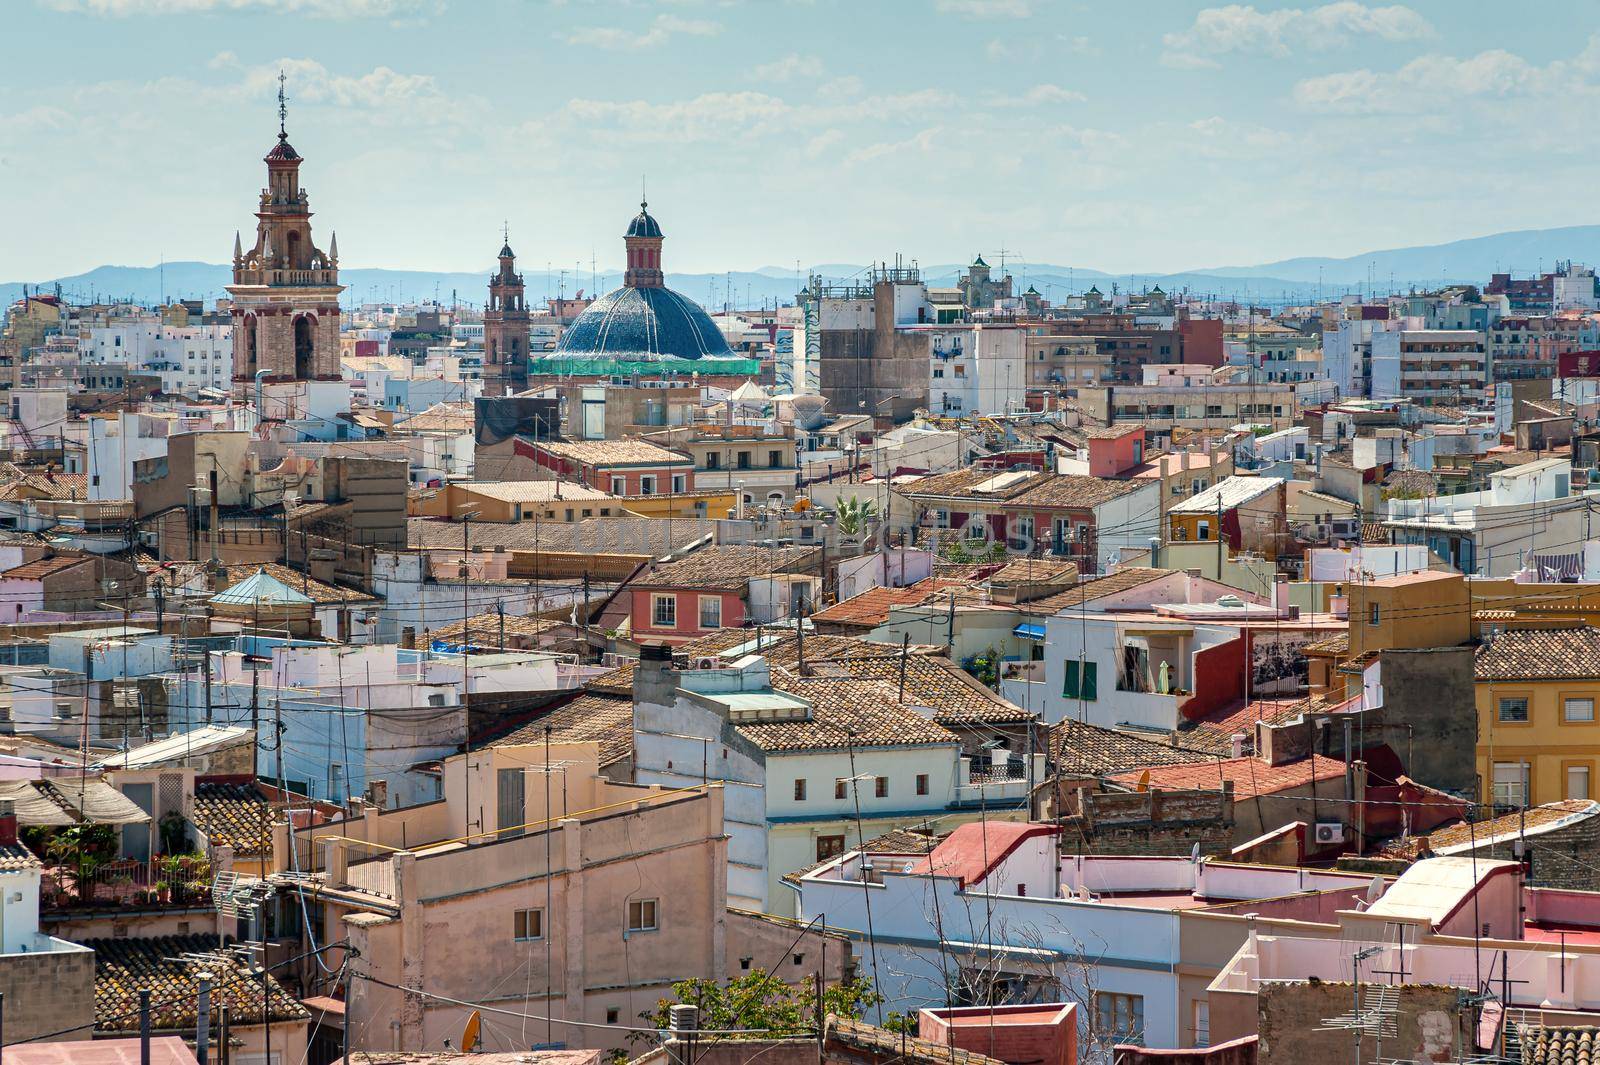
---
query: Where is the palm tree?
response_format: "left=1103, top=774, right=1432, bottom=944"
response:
left=835, top=496, right=877, bottom=538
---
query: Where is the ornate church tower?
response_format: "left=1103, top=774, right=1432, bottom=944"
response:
left=482, top=233, right=529, bottom=395
left=622, top=201, right=665, bottom=288
left=228, top=73, right=343, bottom=395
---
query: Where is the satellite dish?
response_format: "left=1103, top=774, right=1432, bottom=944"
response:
left=462, top=1010, right=481, bottom=1053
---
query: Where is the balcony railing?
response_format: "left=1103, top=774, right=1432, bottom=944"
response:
left=41, top=854, right=213, bottom=912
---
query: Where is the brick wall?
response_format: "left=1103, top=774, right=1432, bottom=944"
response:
left=1059, top=786, right=1236, bottom=857
left=1257, top=981, right=1465, bottom=1065
left=0, top=943, right=95, bottom=1042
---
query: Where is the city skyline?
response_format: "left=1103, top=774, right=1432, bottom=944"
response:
left=5, top=0, right=1600, bottom=281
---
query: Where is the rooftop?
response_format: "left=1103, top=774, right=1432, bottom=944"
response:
left=630, top=544, right=819, bottom=590
left=1107, top=753, right=1347, bottom=798
left=1169, top=475, right=1285, bottom=514
left=1005, top=473, right=1147, bottom=510
left=528, top=437, right=691, bottom=469
left=394, top=402, right=473, bottom=433
left=905, top=822, right=1061, bottom=887
left=1475, top=626, right=1600, bottom=681
left=87, top=933, right=309, bottom=1033
left=454, top=480, right=615, bottom=503
left=189, top=780, right=277, bottom=858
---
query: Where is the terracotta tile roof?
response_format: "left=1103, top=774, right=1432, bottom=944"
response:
left=529, top=439, right=690, bottom=467
left=1518, top=1024, right=1600, bottom=1065
left=735, top=666, right=961, bottom=751
left=1303, top=632, right=1349, bottom=656
left=0, top=840, right=41, bottom=870
left=427, top=611, right=562, bottom=646
left=784, top=826, right=945, bottom=883
left=1383, top=469, right=1437, bottom=497
left=455, top=480, right=614, bottom=503
left=393, top=402, right=473, bottom=433
left=1475, top=627, right=1600, bottom=681
left=1050, top=719, right=1215, bottom=775
left=218, top=564, right=376, bottom=605
left=988, top=558, right=1079, bottom=584
left=1013, top=567, right=1173, bottom=616
left=810, top=578, right=972, bottom=630
left=490, top=692, right=634, bottom=767
left=1082, top=424, right=1144, bottom=440
left=87, top=933, right=309, bottom=1032
left=1004, top=473, right=1147, bottom=510
left=190, top=781, right=274, bottom=857
left=1424, top=800, right=1600, bottom=853
left=1179, top=697, right=1319, bottom=756
left=630, top=545, right=819, bottom=590
left=0, top=554, right=92, bottom=581
left=1360, top=521, right=1389, bottom=544
left=1108, top=753, right=1347, bottom=798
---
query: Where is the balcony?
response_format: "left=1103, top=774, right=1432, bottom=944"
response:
left=41, top=854, right=213, bottom=913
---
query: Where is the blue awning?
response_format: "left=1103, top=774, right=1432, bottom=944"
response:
left=1012, top=622, right=1046, bottom=641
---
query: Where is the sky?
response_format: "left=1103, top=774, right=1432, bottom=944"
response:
left=3, top=0, right=1599, bottom=281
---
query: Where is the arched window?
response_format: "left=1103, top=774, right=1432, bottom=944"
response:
left=294, top=315, right=315, bottom=379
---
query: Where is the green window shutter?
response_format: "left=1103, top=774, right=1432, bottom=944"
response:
left=1062, top=660, right=1079, bottom=699
left=1082, top=662, right=1098, bottom=701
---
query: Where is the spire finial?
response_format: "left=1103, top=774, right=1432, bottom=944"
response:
left=277, top=69, right=288, bottom=140
left=641, top=174, right=647, bottom=212
left=503, top=219, right=509, bottom=245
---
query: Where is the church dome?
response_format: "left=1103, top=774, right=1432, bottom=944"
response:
left=626, top=202, right=663, bottom=239
left=555, top=285, right=734, bottom=363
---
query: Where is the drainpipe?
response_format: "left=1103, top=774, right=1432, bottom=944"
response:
left=254, top=369, right=271, bottom=434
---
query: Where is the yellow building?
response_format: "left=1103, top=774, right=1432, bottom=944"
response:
left=619, top=489, right=737, bottom=520
left=1343, top=569, right=1471, bottom=660
left=1475, top=626, right=1600, bottom=807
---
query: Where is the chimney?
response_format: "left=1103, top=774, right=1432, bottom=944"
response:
left=0, top=799, right=14, bottom=845
left=1229, top=732, right=1246, bottom=759
left=1273, top=574, right=1290, bottom=614
left=634, top=641, right=679, bottom=709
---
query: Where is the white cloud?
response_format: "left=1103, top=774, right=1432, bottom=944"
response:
left=844, top=126, right=942, bottom=166
left=753, top=53, right=824, bottom=82
left=1162, top=2, right=1430, bottom=63
left=206, top=50, right=237, bottom=70
left=41, top=0, right=437, bottom=15
left=1060, top=35, right=1099, bottom=56
left=804, top=129, right=844, bottom=158
left=563, top=13, right=720, bottom=49
left=1161, top=52, right=1221, bottom=71
left=987, top=83, right=1087, bottom=106
left=1295, top=35, right=1600, bottom=113
left=985, top=39, right=1008, bottom=60
left=936, top=0, right=1030, bottom=18
left=816, top=75, right=863, bottom=101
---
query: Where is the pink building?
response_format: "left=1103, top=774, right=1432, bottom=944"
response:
left=1084, top=424, right=1145, bottom=477
left=628, top=544, right=820, bottom=645
left=282, top=742, right=849, bottom=1056
left=512, top=437, right=694, bottom=495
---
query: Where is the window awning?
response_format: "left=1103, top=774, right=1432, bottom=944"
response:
left=1012, top=622, right=1047, bottom=641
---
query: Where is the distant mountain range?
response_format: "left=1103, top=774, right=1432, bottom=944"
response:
left=7, top=224, right=1600, bottom=312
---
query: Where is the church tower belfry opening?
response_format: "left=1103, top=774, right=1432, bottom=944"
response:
left=482, top=226, right=530, bottom=395
left=228, top=71, right=344, bottom=397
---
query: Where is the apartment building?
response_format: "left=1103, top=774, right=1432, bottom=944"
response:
left=925, top=323, right=1027, bottom=417
left=1370, top=329, right=1487, bottom=405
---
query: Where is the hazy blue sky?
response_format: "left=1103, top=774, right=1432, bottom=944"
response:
left=3, top=0, right=1596, bottom=280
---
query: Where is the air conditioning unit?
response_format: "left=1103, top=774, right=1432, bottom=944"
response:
left=691, top=656, right=722, bottom=671
left=1314, top=822, right=1345, bottom=845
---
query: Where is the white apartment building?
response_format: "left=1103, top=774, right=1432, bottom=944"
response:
left=923, top=323, right=1026, bottom=417
left=1370, top=329, right=1487, bottom=405
left=80, top=321, right=232, bottom=397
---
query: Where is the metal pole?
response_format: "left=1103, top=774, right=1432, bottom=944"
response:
left=197, top=973, right=212, bottom=1065
left=220, top=1005, right=231, bottom=1065
left=140, top=990, right=152, bottom=1065
left=341, top=962, right=352, bottom=1065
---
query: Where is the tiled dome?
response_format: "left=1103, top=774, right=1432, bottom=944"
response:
left=555, top=285, right=733, bottom=363
left=626, top=202, right=663, bottom=239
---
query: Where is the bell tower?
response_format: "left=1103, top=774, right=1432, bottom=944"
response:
left=623, top=200, right=665, bottom=289
left=483, top=228, right=530, bottom=396
left=227, top=71, right=344, bottom=397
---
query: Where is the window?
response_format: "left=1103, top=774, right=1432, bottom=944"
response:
left=1492, top=762, right=1529, bottom=807
left=1369, top=603, right=1381, bottom=626
left=835, top=779, right=847, bottom=800
left=611, top=476, right=626, bottom=494
left=627, top=899, right=658, bottom=932
left=1193, top=1001, right=1210, bottom=1047
left=699, top=595, right=722, bottom=630
left=1096, top=992, right=1145, bottom=1046
left=1063, top=660, right=1098, bottom=701
left=793, top=779, right=807, bottom=801
left=513, top=908, right=543, bottom=941
left=874, top=776, right=888, bottom=798
left=916, top=773, right=929, bottom=796
left=706, top=452, right=721, bottom=470
left=737, top=451, right=752, bottom=469
left=639, top=475, right=657, bottom=496
left=606, top=1008, right=619, bottom=1025
left=1196, top=520, right=1210, bottom=540
left=651, top=595, right=676, bottom=627
left=769, top=450, right=783, bottom=468
left=1566, top=698, right=1595, bottom=723
left=1569, top=765, right=1592, bottom=800
left=1498, top=697, right=1529, bottom=723
left=672, top=473, right=687, bottom=494
left=816, top=835, right=845, bottom=861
